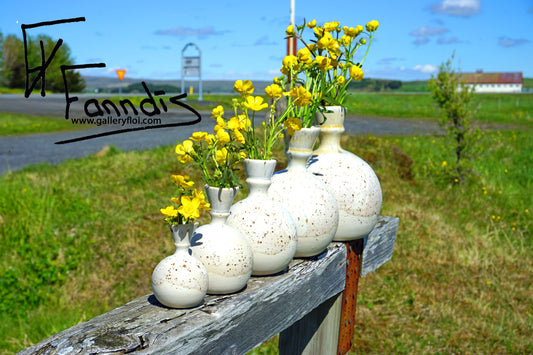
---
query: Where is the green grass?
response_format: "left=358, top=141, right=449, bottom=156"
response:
left=0, top=112, right=92, bottom=136
left=344, top=92, right=533, bottom=126
left=1, top=125, right=531, bottom=353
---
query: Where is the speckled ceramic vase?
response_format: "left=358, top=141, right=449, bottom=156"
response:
left=268, top=127, right=339, bottom=257
left=307, top=106, right=382, bottom=241
left=226, top=159, right=297, bottom=276
left=190, top=186, right=253, bottom=294
left=151, top=223, right=208, bottom=308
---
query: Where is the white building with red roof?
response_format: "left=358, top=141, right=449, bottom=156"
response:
left=461, top=71, right=523, bottom=93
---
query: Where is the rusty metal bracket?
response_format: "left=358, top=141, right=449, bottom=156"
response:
left=337, top=238, right=364, bottom=355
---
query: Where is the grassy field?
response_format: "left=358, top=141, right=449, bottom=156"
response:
left=0, top=112, right=92, bottom=136
left=0, top=114, right=531, bottom=353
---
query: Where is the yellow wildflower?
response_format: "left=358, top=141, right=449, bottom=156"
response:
left=287, top=86, right=312, bottom=107
left=233, top=80, right=254, bottom=96
left=211, top=105, right=224, bottom=119
left=171, top=174, right=195, bottom=188
left=215, top=147, right=228, bottom=164
left=265, top=84, right=283, bottom=99
left=175, top=140, right=194, bottom=163
left=227, top=117, right=242, bottom=130
left=316, top=56, right=334, bottom=71
left=442, top=161, right=447, bottom=167
left=193, top=189, right=211, bottom=211
left=160, top=205, right=178, bottom=218
left=313, top=26, right=325, bottom=39
left=282, top=55, right=299, bottom=69
left=366, top=20, right=379, bottom=32
left=286, top=24, right=296, bottom=36
left=284, top=117, right=302, bottom=136
left=323, top=21, right=340, bottom=32
left=190, top=131, right=208, bottom=142
left=214, top=117, right=226, bottom=133
left=216, top=129, right=231, bottom=144
left=238, top=114, right=251, bottom=129
left=233, top=129, right=245, bottom=144
left=359, top=38, right=367, bottom=45
left=349, top=65, right=364, bottom=81
left=306, top=19, right=316, bottom=28
left=177, top=196, right=201, bottom=220
left=206, top=134, right=216, bottom=145
left=244, top=96, right=269, bottom=111
left=336, top=75, right=346, bottom=85
left=297, top=47, right=313, bottom=64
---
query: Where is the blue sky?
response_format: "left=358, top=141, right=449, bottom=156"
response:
left=1, top=0, right=532, bottom=82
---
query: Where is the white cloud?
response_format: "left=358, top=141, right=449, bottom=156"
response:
left=437, top=36, right=461, bottom=44
left=414, top=64, right=438, bottom=73
left=430, top=0, right=481, bottom=17
left=154, top=26, right=229, bottom=39
left=498, top=36, right=530, bottom=48
left=410, top=26, right=448, bottom=45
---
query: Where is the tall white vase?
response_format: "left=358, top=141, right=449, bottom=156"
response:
left=226, top=159, right=297, bottom=276
left=307, top=106, right=382, bottom=240
left=268, top=127, right=339, bottom=257
left=151, top=223, right=208, bottom=308
left=191, top=186, right=253, bottom=294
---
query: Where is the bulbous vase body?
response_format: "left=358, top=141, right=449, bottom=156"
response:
left=151, top=223, right=208, bottom=308
left=227, top=159, right=297, bottom=276
left=268, top=127, right=338, bottom=257
left=307, top=106, right=382, bottom=240
left=191, top=186, right=253, bottom=294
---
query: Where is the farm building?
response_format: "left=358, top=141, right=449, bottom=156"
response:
left=460, top=71, right=523, bottom=93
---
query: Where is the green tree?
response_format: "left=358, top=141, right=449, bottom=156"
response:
left=0, top=33, right=85, bottom=92
left=428, top=55, right=478, bottom=183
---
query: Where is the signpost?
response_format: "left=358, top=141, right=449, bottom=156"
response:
left=116, top=69, right=126, bottom=99
left=181, top=43, right=202, bottom=101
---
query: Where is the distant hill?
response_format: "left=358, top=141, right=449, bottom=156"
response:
left=82, top=76, right=272, bottom=94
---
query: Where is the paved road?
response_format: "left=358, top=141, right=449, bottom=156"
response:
left=0, top=94, right=440, bottom=175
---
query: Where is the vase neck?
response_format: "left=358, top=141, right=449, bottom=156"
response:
left=286, top=127, right=319, bottom=173
left=244, top=159, right=276, bottom=197
left=169, top=223, right=195, bottom=251
left=205, top=185, right=238, bottom=224
left=315, top=106, right=345, bottom=154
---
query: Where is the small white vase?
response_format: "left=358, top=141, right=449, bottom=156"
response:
left=268, top=127, right=339, bottom=257
left=191, top=186, right=253, bottom=294
left=307, top=106, right=382, bottom=241
left=226, top=159, right=297, bottom=276
left=151, top=223, right=208, bottom=308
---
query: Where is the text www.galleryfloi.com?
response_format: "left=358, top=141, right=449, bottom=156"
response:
left=70, top=116, right=163, bottom=127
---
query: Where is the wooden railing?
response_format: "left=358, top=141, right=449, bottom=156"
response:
left=19, top=216, right=398, bottom=355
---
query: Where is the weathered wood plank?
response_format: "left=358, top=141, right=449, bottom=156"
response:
left=19, top=243, right=347, bottom=355
left=361, top=216, right=399, bottom=277
left=278, top=293, right=343, bottom=355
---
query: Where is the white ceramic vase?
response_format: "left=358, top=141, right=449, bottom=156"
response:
left=191, top=186, right=253, bottom=294
left=151, top=223, right=208, bottom=308
left=226, top=159, right=297, bottom=276
left=307, top=106, right=382, bottom=241
left=268, top=127, right=339, bottom=257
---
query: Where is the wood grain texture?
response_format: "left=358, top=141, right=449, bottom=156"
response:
left=19, top=243, right=347, bottom=355
left=361, top=216, right=399, bottom=277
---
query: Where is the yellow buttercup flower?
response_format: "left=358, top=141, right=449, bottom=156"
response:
left=238, top=114, right=251, bottom=129
left=265, top=84, right=283, bottom=99
left=177, top=196, right=201, bottom=220
left=206, top=134, right=216, bottom=145
left=315, top=56, right=334, bottom=71
left=244, top=96, right=269, bottom=111
left=359, top=38, right=367, bottom=45
left=366, top=20, right=379, bottom=32
left=193, top=189, right=211, bottom=211
left=215, top=147, right=228, bottom=164
left=211, top=105, right=224, bottom=119
left=227, top=117, right=242, bottom=130
left=160, top=205, right=178, bottom=218
left=233, top=129, right=245, bottom=144
left=175, top=140, right=195, bottom=163
left=282, top=55, right=299, bottom=69
left=216, top=128, right=231, bottom=144
left=336, top=75, right=346, bottom=85
left=313, top=26, right=325, bottom=39
left=284, top=117, right=302, bottom=136
left=171, top=174, right=195, bottom=188
left=190, top=131, right=208, bottom=142
left=233, top=79, right=254, bottom=96
left=286, top=24, right=296, bottom=36
left=306, top=19, right=316, bottom=28
left=214, top=116, right=226, bottom=133
left=340, top=35, right=353, bottom=46
left=287, top=86, right=312, bottom=107
left=297, top=47, right=313, bottom=64
left=349, top=65, right=364, bottom=81
left=323, top=21, right=340, bottom=32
